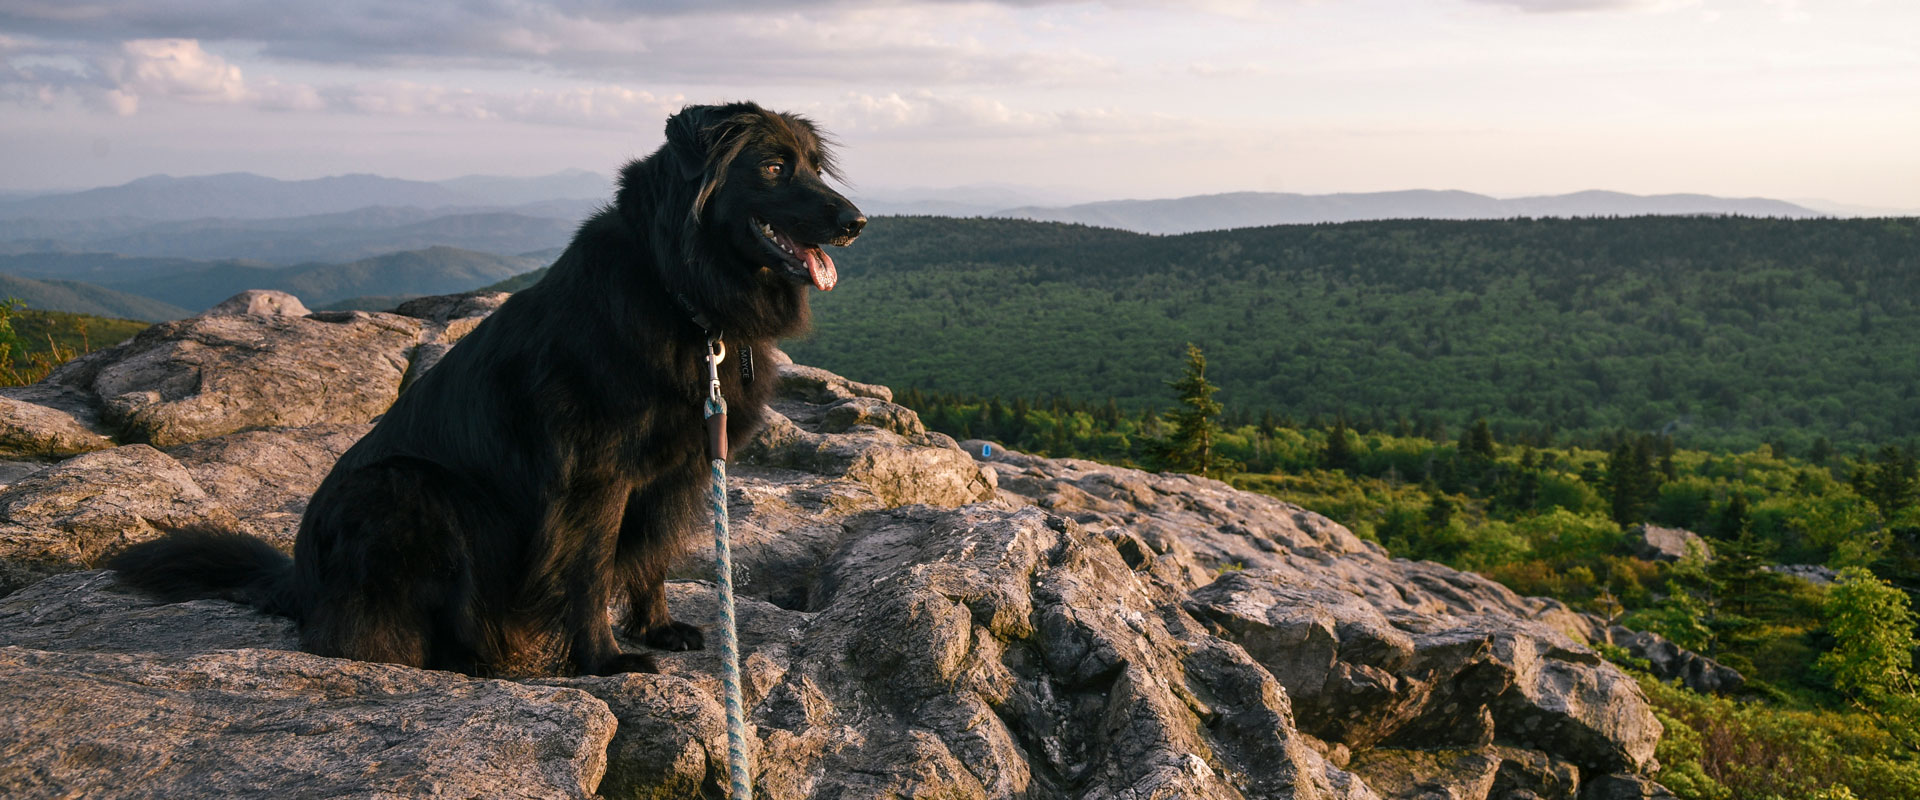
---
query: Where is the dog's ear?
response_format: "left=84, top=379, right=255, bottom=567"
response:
left=665, top=105, right=724, bottom=181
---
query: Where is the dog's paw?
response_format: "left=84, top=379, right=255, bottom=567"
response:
left=593, top=652, right=660, bottom=675
left=643, top=620, right=706, bottom=652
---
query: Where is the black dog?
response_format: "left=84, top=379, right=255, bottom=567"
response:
left=109, top=102, right=864, bottom=677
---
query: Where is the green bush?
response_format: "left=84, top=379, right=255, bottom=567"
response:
left=1642, top=676, right=1920, bottom=800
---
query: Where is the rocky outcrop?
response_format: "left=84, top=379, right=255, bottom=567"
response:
left=0, top=383, right=116, bottom=459
left=0, top=646, right=616, bottom=800
left=0, top=290, right=1681, bottom=799
left=0, top=444, right=238, bottom=596
left=1766, top=563, right=1837, bottom=585
left=1627, top=525, right=1710, bottom=563
left=204, top=289, right=311, bottom=318
left=1604, top=626, right=1744, bottom=695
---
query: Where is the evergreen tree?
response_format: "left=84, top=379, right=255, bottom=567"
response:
left=1467, top=418, right=1497, bottom=460
left=1322, top=417, right=1357, bottom=473
left=1715, top=492, right=1751, bottom=540
left=1607, top=436, right=1658, bottom=526
left=1854, top=445, right=1920, bottom=520
left=1711, top=527, right=1786, bottom=623
left=1154, top=343, right=1227, bottom=476
left=1810, top=436, right=1835, bottom=466
left=1426, top=492, right=1456, bottom=529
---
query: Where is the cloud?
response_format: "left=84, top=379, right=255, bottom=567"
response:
left=0, top=34, right=684, bottom=128
left=1463, top=0, right=1669, bottom=11
left=318, top=81, right=683, bottom=129
left=100, top=38, right=247, bottom=111
left=826, top=91, right=1189, bottom=139
left=0, top=1, right=1122, bottom=86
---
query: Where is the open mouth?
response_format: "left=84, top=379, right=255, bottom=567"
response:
left=753, top=217, right=837, bottom=291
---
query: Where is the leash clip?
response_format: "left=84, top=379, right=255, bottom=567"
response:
left=705, top=335, right=727, bottom=402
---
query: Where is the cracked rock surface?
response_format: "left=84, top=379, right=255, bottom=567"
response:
left=0, top=291, right=1683, bottom=799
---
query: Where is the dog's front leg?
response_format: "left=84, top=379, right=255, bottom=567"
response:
left=617, top=480, right=706, bottom=651
left=563, top=555, right=658, bottom=676
left=544, top=497, right=659, bottom=676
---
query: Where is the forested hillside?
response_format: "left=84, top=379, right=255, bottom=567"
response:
left=2, top=246, right=544, bottom=315
left=785, top=215, right=1920, bottom=452
left=0, top=273, right=192, bottom=321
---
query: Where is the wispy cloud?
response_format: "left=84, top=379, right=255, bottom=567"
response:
left=1463, top=0, right=1677, bottom=12
left=0, top=1, right=1123, bottom=85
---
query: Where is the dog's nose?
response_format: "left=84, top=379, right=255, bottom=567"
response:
left=837, top=208, right=866, bottom=239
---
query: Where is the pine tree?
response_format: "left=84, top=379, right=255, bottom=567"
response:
left=1467, top=418, right=1496, bottom=460
left=1854, top=445, right=1920, bottom=520
left=1607, top=437, right=1658, bottom=526
left=1710, top=527, right=1786, bottom=623
left=1323, top=417, right=1357, bottom=473
left=1715, top=492, right=1751, bottom=540
left=1810, top=437, right=1835, bottom=466
left=1155, top=343, right=1227, bottom=476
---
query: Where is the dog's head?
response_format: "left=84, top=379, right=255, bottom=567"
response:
left=664, top=103, right=863, bottom=294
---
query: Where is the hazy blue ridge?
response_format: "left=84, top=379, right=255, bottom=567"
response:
left=0, top=272, right=192, bottom=321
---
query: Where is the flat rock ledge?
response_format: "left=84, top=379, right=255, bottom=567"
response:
left=0, top=291, right=1682, bottom=799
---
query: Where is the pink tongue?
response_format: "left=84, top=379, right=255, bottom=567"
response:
left=804, top=248, right=837, bottom=291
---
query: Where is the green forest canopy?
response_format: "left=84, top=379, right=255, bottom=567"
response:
left=782, top=215, right=1920, bottom=452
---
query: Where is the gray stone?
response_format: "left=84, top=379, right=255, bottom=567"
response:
left=167, top=424, right=370, bottom=546
left=0, top=570, right=299, bottom=655
left=1628, top=525, right=1710, bottom=563
left=1490, top=746, right=1580, bottom=800
left=203, top=289, right=311, bottom=317
left=1607, top=625, right=1744, bottom=695
left=1347, top=749, right=1499, bottom=800
left=538, top=673, right=729, bottom=800
left=391, top=290, right=509, bottom=388
left=0, top=382, right=117, bottom=459
left=0, top=444, right=236, bottom=596
left=79, top=310, right=421, bottom=447
left=1766, top=563, right=1837, bottom=585
left=0, top=291, right=1683, bottom=799
left=391, top=290, right=511, bottom=324
left=1580, top=773, right=1678, bottom=800
left=0, top=645, right=616, bottom=800
left=0, top=459, right=44, bottom=487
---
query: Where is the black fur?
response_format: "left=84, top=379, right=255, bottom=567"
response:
left=108, top=102, right=865, bottom=677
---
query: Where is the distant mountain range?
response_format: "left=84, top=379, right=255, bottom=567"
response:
left=0, top=170, right=610, bottom=222
left=987, top=189, right=1826, bottom=235
left=0, top=171, right=1894, bottom=324
left=0, top=246, right=546, bottom=318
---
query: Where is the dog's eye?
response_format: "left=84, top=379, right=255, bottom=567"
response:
left=762, top=162, right=785, bottom=179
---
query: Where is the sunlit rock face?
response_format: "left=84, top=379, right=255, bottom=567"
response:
left=0, top=290, right=1679, bottom=800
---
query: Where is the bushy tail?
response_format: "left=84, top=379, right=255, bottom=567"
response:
left=106, top=525, right=299, bottom=619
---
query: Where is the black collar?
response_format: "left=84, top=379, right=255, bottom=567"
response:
left=673, top=292, right=718, bottom=339
left=674, top=291, right=754, bottom=384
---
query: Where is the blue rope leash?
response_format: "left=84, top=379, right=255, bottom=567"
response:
left=703, top=341, right=752, bottom=800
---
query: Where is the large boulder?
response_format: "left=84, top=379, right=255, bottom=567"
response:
left=0, top=384, right=115, bottom=459
left=0, top=646, right=615, bottom=799
left=50, top=308, right=420, bottom=447
left=0, top=444, right=238, bottom=596
left=1606, top=626, right=1744, bottom=695
left=389, top=290, right=510, bottom=387
left=167, top=425, right=372, bottom=546
left=1628, top=525, right=1710, bottom=563
left=204, top=289, right=311, bottom=318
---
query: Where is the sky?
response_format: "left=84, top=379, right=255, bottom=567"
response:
left=1, top=0, right=1916, bottom=207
